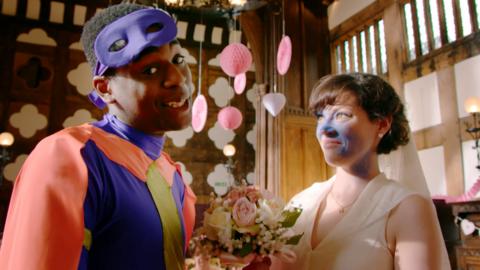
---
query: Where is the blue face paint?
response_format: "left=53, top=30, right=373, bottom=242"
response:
left=314, top=95, right=379, bottom=172
left=317, top=120, right=335, bottom=138
left=316, top=110, right=350, bottom=154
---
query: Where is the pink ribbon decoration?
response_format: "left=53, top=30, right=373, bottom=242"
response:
left=277, top=35, right=292, bottom=75
left=219, top=252, right=256, bottom=267
left=234, top=73, right=247, bottom=94
left=192, top=94, right=208, bottom=133
left=432, top=177, right=480, bottom=203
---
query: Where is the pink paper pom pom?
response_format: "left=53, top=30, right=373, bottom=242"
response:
left=220, top=43, right=252, bottom=77
left=218, top=106, right=243, bottom=130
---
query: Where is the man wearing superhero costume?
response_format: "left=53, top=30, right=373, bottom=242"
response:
left=0, top=3, right=196, bottom=270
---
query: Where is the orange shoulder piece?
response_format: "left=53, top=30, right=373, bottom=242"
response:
left=89, top=126, right=152, bottom=182
left=0, top=125, right=92, bottom=270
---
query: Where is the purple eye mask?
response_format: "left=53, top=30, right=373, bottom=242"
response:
left=93, top=8, right=177, bottom=76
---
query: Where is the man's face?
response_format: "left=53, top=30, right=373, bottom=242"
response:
left=107, top=43, right=193, bottom=135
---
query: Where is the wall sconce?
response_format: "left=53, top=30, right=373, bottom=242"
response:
left=223, top=144, right=238, bottom=185
left=0, top=132, right=14, bottom=186
left=464, top=97, right=480, bottom=169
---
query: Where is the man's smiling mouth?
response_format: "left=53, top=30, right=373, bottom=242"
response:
left=165, top=99, right=186, bottom=108
left=158, top=97, right=190, bottom=110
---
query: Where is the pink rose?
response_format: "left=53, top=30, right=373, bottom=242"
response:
left=260, top=189, right=275, bottom=200
left=245, top=187, right=261, bottom=203
left=227, top=188, right=245, bottom=204
left=232, top=197, right=257, bottom=227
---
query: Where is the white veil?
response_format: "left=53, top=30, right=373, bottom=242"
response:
left=378, top=135, right=431, bottom=198
left=379, top=132, right=453, bottom=269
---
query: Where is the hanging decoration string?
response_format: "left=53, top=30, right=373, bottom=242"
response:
left=280, top=0, right=286, bottom=92
left=197, top=11, right=204, bottom=98
left=235, top=14, right=239, bottom=43
left=197, top=40, right=203, bottom=98
left=272, top=14, right=277, bottom=93
left=282, top=0, right=286, bottom=36
left=227, top=15, right=238, bottom=107
left=191, top=11, right=209, bottom=133
left=261, top=6, right=288, bottom=118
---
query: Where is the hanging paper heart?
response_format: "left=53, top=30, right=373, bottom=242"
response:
left=234, top=73, right=246, bottom=94
left=192, top=94, right=208, bottom=132
left=262, top=93, right=286, bottom=117
left=277, top=35, right=292, bottom=75
left=220, top=43, right=252, bottom=77
left=218, top=106, right=243, bottom=130
left=461, top=219, right=476, bottom=235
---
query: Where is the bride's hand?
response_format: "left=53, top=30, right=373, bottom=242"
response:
left=242, top=256, right=271, bottom=270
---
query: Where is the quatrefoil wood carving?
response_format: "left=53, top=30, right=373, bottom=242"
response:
left=17, top=57, right=51, bottom=88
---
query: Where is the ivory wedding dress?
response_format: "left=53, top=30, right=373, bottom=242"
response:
left=273, top=172, right=450, bottom=269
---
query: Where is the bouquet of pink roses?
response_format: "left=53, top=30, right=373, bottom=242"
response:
left=190, top=184, right=303, bottom=268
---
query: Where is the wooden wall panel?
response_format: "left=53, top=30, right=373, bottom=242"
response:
left=284, top=0, right=304, bottom=109
left=283, top=0, right=330, bottom=111
left=11, top=48, right=55, bottom=105
left=282, top=115, right=333, bottom=200
left=437, top=67, right=464, bottom=195
left=282, top=123, right=305, bottom=200
left=249, top=0, right=332, bottom=201
left=383, top=2, right=406, bottom=94
left=302, top=2, right=330, bottom=110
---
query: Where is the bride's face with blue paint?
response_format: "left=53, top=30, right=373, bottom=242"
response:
left=315, top=91, right=381, bottom=168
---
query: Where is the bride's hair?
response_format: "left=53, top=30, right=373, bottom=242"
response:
left=309, top=73, right=409, bottom=154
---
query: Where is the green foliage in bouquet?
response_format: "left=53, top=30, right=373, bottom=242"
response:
left=280, top=208, right=302, bottom=228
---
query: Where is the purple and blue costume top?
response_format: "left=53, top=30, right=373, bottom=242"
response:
left=0, top=114, right=196, bottom=269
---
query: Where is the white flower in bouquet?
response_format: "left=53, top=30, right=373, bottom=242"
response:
left=204, top=207, right=232, bottom=244
left=258, top=197, right=285, bottom=228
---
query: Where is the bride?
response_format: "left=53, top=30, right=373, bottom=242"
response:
left=249, top=73, right=451, bottom=270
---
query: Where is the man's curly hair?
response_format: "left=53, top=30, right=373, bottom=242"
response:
left=80, top=3, right=147, bottom=70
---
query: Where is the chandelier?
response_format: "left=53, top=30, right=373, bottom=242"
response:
left=131, top=0, right=270, bottom=15
left=165, top=0, right=247, bottom=7
left=128, top=0, right=336, bottom=16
